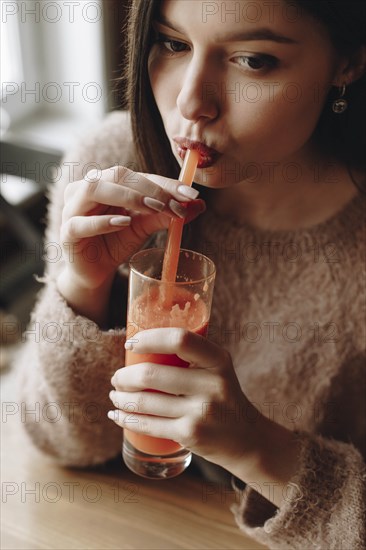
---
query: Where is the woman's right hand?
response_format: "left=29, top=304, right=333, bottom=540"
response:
left=56, top=165, right=205, bottom=324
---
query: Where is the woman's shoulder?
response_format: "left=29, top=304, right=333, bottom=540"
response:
left=92, top=109, right=133, bottom=148
left=67, top=110, right=136, bottom=172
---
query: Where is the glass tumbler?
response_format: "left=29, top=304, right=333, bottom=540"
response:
left=122, top=248, right=216, bottom=479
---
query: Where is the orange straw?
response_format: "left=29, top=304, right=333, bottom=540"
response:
left=161, top=149, right=199, bottom=285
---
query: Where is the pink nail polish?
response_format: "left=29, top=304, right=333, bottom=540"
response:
left=143, top=197, right=165, bottom=212
left=110, top=216, right=131, bottom=226
left=169, top=199, right=186, bottom=218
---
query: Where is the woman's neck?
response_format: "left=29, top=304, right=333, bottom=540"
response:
left=210, top=156, right=359, bottom=232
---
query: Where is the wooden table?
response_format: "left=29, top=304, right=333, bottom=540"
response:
left=1, top=362, right=265, bottom=550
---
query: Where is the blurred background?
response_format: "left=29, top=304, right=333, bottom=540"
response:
left=1, top=0, right=130, bottom=365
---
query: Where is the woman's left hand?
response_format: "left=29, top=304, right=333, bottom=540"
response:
left=109, top=328, right=263, bottom=472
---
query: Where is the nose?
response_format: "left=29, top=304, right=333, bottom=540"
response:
left=176, top=57, right=220, bottom=123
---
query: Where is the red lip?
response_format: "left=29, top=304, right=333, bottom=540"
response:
left=173, top=137, right=221, bottom=168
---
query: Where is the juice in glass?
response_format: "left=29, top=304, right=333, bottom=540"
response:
left=122, top=248, right=215, bottom=479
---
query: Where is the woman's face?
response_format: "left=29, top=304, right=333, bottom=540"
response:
left=148, top=0, right=344, bottom=188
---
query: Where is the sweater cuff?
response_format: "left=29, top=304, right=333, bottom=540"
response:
left=231, top=431, right=365, bottom=549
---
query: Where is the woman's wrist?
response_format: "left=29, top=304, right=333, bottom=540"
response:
left=56, top=268, right=116, bottom=327
left=220, top=414, right=301, bottom=508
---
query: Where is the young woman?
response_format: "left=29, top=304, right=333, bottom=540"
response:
left=21, top=1, right=366, bottom=548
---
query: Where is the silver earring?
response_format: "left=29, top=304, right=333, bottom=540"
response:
left=332, top=83, right=348, bottom=114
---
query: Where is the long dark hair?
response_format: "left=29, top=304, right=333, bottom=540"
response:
left=124, top=0, right=366, bottom=190
left=124, top=0, right=178, bottom=178
left=293, top=1, right=366, bottom=190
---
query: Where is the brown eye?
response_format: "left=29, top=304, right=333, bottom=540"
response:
left=234, top=54, right=278, bottom=71
left=165, top=40, right=188, bottom=53
left=246, top=56, right=266, bottom=69
left=154, top=33, right=189, bottom=54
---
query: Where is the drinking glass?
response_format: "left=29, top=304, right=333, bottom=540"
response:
left=122, top=248, right=216, bottom=479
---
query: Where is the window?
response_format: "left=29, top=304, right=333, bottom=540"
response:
left=1, top=5, right=23, bottom=135
left=1, top=6, right=23, bottom=88
left=1, top=0, right=108, bottom=154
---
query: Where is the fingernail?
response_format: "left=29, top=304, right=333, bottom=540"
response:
left=169, top=199, right=186, bottom=218
left=110, top=216, right=131, bottom=226
left=107, top=410, right=118, bottom=421
left=109, top=390, right=116, bottom=400
left=124, top=340, right=134, bottom=350
left=85, top=169, right=101, bottom=182
left=143, top=197, right=165, bottom=212
left=177, top=185, right=199, bottom=199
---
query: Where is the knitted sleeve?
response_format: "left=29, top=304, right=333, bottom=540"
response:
left=231, top=431, right=366, bottom=549
left=18, top=111, right=136, bottom=465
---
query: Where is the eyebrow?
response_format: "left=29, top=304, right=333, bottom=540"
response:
left=154, top=15, right=298, bottom=45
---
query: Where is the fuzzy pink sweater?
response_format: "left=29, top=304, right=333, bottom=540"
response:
left=19, top=111, right=366, bottom=549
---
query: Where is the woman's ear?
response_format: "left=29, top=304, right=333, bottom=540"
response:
left=333, top=45, right=366, bottom=87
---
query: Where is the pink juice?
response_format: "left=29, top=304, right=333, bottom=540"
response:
left=124, top=286, right=208, bottom=455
